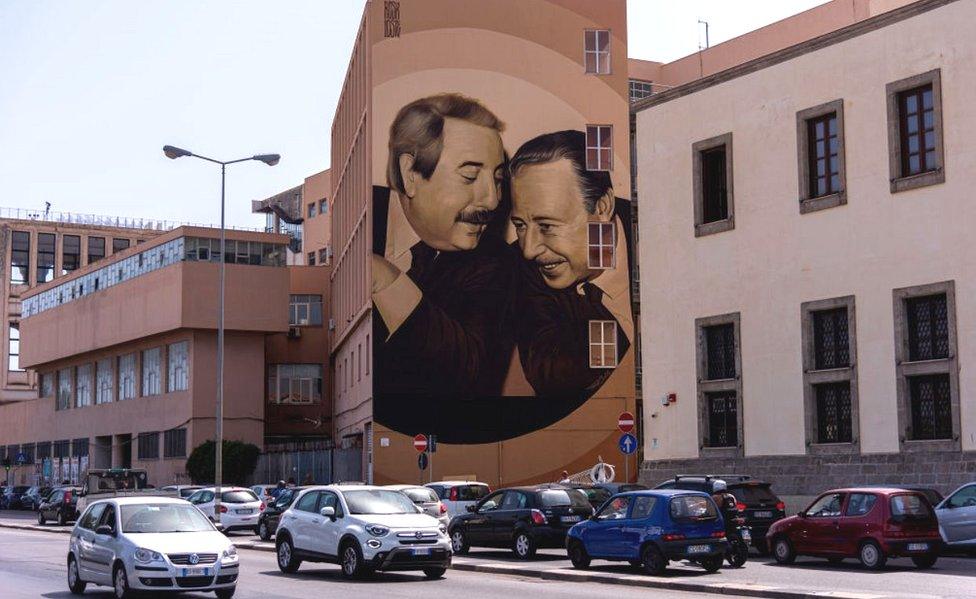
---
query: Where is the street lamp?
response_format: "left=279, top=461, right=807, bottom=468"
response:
left=163, top=144, right=280, bottom=523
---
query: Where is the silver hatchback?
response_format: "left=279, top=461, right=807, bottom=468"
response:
left=935, top=483, right=976, bottom=549
left=67, top=496, right=239, bottom=598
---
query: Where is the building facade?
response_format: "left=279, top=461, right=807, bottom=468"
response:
left=634, top=0, right=974, bottom=500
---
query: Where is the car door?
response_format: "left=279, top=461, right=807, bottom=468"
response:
left=89, top=503, right=118, bottom=584
left=466, top=491, right=503, bottom=545
left=937, top=484, right=976, bottom=544
left=287, top=490, right=321, bottom=553
left=491, top=491, right=526, bottom=544
left=312, top=491, right=343, bottom=558
left=584, top=495, right=632, bottom=558
left=74, top=503, right=107, bottom=581
left=801, top=492, right=846, bottom=554
left=836, top=492, right=878, bottom=555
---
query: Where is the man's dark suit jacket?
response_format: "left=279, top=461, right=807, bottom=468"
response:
left=515, top=198, right=633, bottom=399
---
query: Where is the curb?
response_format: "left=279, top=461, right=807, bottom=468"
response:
left=0, top=522, right=71, bottom=535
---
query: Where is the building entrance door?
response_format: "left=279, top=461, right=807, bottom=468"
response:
left=114, top=434, right=132, bottom=469
left=93, top=436, right=112, bottom=469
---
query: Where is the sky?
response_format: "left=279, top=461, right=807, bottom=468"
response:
left=0, top=0, right=828, bottom=229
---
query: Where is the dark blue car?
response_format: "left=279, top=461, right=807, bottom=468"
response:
left=565, top=489, right=728, bottom=575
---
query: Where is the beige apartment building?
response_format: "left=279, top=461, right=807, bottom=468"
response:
left=634, top=0, right=973, bottom=498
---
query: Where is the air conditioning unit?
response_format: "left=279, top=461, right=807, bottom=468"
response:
left=287, top=326, right=302, bottom=339
left=328, top=318, right=336, bottom=331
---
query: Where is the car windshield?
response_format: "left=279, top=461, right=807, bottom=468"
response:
left=890, top=494, right=933, bottom=519
left=344, top=490, right=418, bottom=515
left=179, top=488, right=200, bottom=498
left=669, top=495, right=718, bottom=521
left=121, top=503, right=215, bottom=533
left=730, top=484, right=778, bottom=504
left=221, top=490, right=258, bottom=503
left=403, top=488, right=439, bottom=503
left=539, top=489, right=591, bottom=509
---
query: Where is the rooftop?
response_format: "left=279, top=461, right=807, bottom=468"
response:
left=0, top=205, right=262, bottom=233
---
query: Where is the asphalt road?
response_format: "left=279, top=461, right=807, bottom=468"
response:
left=0, top=527, right=734, bottom=599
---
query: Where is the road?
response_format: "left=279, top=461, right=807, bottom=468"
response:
left=0, top=527, right=735, bottom=599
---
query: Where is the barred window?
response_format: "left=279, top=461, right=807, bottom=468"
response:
left=585, top=125, right=612, bottom=171
left=706, top=392, right=738, bottom=448
left=118, top=353, right=137, bottom=400
left=704, top=324, right=735, bottom=380
left=142, top=348, right=161, bottom=396
left=167, top=341, right=188, bottom=391
left=76, top=363, right=93, bottom=407
left=588, top=222, right=615, bottom=269
left=72, top=438, right=89, bottom=458
left=815, top=382, right=852, bottom=443
left=53, top=439, right=70, bottom=459
left=906, top=294, right=948, bottom=361
left=267, top=364, right=322, bottom=404
left=584, top=29, right=611, bottom=74
left=164, top=428, right=187, bottom=458
left=96, top=358, right=113, bottom=404
left=909, top=374, right=952, bottom=440
left=289, top=295, right=323, bottom=326
left=813, top=307, right=849, bottom=369
left=36, top=441, right=51, bottom=461
left=588, top=320, right=618, bottom=368
left=56, top=367, right=73, bottom=411
left=137, top=432, right=159, bottom=460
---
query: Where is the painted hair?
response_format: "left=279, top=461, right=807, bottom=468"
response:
left=509, top=130, right=612, bottom=213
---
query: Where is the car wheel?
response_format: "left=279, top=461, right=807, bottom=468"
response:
left=340, top=541, right=368, bottom=579
left=640, top=545, right=667, bottom=576
left=58, top=509, right=67, bottom=526
left=772, top=536, right=796, bottom=565
left=727, top=538, right=748, bottom=568
left=512, top=532, right=536, bottom=560
left=258, top=520, right=271, bottom=541
left=858, top=540, right=886, bottom=570
left=912, top=554, right=938, bottom=569
left=700, top=554, right=723, bottom=573
left=113, top=563, right=132, bottom=599
left=215, top=586, right=237, bottom=599
left=276, top=536, right=301, bottom=573
left=450, top=529, right=469, bottom=554
left=423, top=567, right=447, bottom=579
left=568, top=541, right=591, bottom=569
left=38, top=512, right=46, bottom=526
left=67, top=555, right=87, bottom=594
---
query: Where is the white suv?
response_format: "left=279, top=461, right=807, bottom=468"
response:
left=274, top=485, right=451, bottom=579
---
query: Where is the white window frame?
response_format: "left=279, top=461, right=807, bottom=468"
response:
left=588, top=320, right=618, bottom=369
left=289, top=294, right=323, bottom=326
left=268, top=364, right=322, bottom=405
left=584, top=29, right=611, bottom=75
left=585, top=125, right=613, bottom=171
left=587, top=222, right=616, bottom=269
left=8, top=323, right=22, bottom=372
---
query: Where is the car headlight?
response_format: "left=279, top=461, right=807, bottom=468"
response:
left=366, top=524, right=390, bottom=537
left=222, top=546, right=238, bottom=559
left=133, top=548, right=163, bottom=563
left=439, top=524, right=447, bottom=535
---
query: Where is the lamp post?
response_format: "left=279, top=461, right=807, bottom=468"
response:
left=163, top=145, right=280, bottom=523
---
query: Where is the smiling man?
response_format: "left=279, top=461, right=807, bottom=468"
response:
left=509, top=130, right=634, bottom=398
left=371, top=94, right=516, bottom=423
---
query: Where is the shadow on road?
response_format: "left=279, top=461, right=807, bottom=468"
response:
left=761, top=556, right=976, bottom=577
left=260, top=567, right=441, bottom=584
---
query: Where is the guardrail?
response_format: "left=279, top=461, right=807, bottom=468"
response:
left=0, top=206, right=263, bottom=232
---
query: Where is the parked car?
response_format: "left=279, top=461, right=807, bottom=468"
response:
left=935, top=482, right=976, bottom=550
left=25, top=486, right=53, bottom=510
left=426, top=481, right=491, bottom=519
left=275, top=485, right=451, bottom=579
left=593, top=483, right=649, bottom=495
left=38, top=486, right=81, bottom=526
left=566, top=490, right=728, bottom=575
left=448, top=485, right=593, bottom=559
left=186, top=487, right=264, bottom=534
left=385, top=484, right=450, bottom=528
left=3, top=485, right=32, bottom=510
left=566, top=484, right=613, bottom=511
left=656, top=475, right=785, bottom=554
left=250, top=484, right=278, bottom=502
left=767, top=487, right=942, bottom=569
left=161, top=485, right=204, bottom=499
left=67, top=496, right=238, bottom=598
left=256, top=486, right=305, bottom=541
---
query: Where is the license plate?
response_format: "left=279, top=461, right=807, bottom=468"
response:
left=741, top=529, right=752, bottom=542
left=236, top=508, right=253, bottom=514
left=412, top=548, right=431, bottom=556
left=181, top=567, right=211, bottom=577
left=907, top=543, right=929, bottom=552
left=753, top=511, right=773, bottom=519
left=561, top=515, right=582, bottom=524
left=687, top=544, right=711, bottom=554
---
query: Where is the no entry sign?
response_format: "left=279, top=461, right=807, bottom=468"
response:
left=413, top=434, right=428, bottom=453
left=617, top=412, right=635, bottom=433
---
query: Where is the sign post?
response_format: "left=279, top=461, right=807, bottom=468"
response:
left=617, top=412, right=636, bottom=482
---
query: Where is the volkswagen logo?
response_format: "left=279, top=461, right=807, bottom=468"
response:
left=188, top=553, right=200, bottom=565
left=415, top=531, right=423, bottom=539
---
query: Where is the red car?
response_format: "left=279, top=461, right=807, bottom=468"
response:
left=766, top=487, right=941, bottom=569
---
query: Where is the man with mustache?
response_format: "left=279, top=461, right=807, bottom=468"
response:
left=509, top=130, right=634, bottom=398
left=371, top=93, right=515, bottom=418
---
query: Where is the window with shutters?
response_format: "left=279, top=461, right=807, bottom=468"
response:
left=693, top=133, right=734, bottom=236
left=802, top=296, right=858, bottom=452
left=886, top=69, right=944, bottom=192
left=695, top=313, right=742, bottom=455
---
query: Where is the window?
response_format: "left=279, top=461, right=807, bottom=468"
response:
left=137, top=432, right=159, bottom=460
left=808, top=113, right=840, bottom=197
left=307, top=251, right=316, bottom=266
left=72, top=437, right=89, bottom=458
left=893, top=281, right=958, bottom=449
left=142, top=348, right=161, bottom=396
left=79, top=503, right=107, bottom=530
left=308, top=202, right=316, bottom=218
left=62, top=235, right=81, bottom=275
left=815, top=383, right=852, bottom=443
left=112, top=238, right=130, bottom=253
left=596, top=495, right=630, bottom=520
left=350, top=348, right=355, bottom=386
left=76, top=363, right=93, bottom=407
left=695, top=313, right=742, bottom=454
left=53, top=439, right=70, bottom=458
left=56, top=367, right=72, bottom=411
left=845, top=493, right=877, bottom=517
left=583, top=29, right=610, bottom=74
left=37, top=232, right=55, bottom=283
left=813, top=308, right=849, bottom=369
left=163, top=428, right=187, bottom=458
left=945, top=485, right=976, bottom=510
left=87, top=236, right=106, bottom=264
left=585, top=125, right=612, bottom=171
left=96, top=358, right=113, bottom=404
left=36, top=442, right=51, bottom=461
left=802, top=297, right=857, bottom=451
left=318, top=248, right=329, bottom=264
left=692, top=133, right=734, bottom=236
left=588, top=320, right=617, bottom=368
left=40, top=372, right=54, bottom=397
left=267, top=364, right=322, bottom=404
left=886, top=69, right=944, bottom=192
left=8, top=323, right=22, bottom=372
left=167, top=341, right=188, bottom=392
left=631, top=496, right=656, bottom=519
left=10, top=231, right=30, bottom=284
left=319, top=199, right=328, bottom=214
left=796, top=100, right=846, bottom=213
left=587, top=222, right=615, bottom=269
left=358, top=344, right=362, bottom=381
left=365, top=334, right=370, bottom=374
left=118, top=353, right=137, bottom=400
left=289, top=295, right=323, bottom=326
left=806, top=493, right=844, bottom=518
left=629, top=79, right=653, bottom=103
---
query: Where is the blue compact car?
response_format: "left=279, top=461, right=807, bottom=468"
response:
left=565, top=489, right=728, bottom=575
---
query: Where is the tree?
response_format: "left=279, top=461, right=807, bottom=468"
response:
left=186, top=440, right=260, bottom=485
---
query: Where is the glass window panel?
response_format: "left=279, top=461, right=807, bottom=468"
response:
left=142, top=347, right=161, bottom=396
left=168, top=341, right=188, bottom=392
left=37, top=232, right=55, bottom=284
left=905, top=94, right=917, bottom=113
left=118, top=353, right=136, bottom=400
left=11, top=231, right=30, bottom=284
left=96, top=358, right=113, bottom=404
left=57, top=367, right=73, bottom=411
left=922, top=88, right=933, bottom=110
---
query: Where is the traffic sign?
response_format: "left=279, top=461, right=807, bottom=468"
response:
left=15, top=452, right=27, bottom=465
left=413, top=434, right=428, bottom=453
left=418, top=452, right=429, bottom=471
left=618, top=433, right=638, bottom=455
left=617, top=412, right=635, bottom=433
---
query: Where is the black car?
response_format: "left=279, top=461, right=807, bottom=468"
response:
left=3, top=485, right=32, bottom=510
left=256, top=486, right=305, bottom=541
left=567, top=485, right=613, bottom=511
left=37, top=486, right=81, bottom=525
left=24, top=486, right=52, bottom=511
left=654, top=475, right=785, bottom=554
left=448, top=484, right=593, bottom=559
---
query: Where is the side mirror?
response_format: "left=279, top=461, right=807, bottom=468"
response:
left=95, top=525, right=114, bottom=536
left=319, top=506, right=336, bottom=520
left=466, top=504, right=477, bottom=513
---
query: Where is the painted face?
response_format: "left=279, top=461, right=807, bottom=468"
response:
left=399, top=118, right=505, bottom=251
left=510, top=159, right=610, bottom=290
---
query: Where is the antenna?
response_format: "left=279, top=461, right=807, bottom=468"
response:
left=698, top=19, right=710, bottom=49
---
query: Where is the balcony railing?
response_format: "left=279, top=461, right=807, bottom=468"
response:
left=0, top=206, right=262, bottom=232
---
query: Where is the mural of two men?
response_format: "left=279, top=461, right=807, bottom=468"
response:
left=372, top=93, right=633, bottom=443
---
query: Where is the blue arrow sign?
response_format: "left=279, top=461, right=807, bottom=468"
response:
left=618, top=434, right=638, bottom=455
left=418, top=452, right=429, bottom=471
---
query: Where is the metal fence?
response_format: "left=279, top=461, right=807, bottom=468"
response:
left=249, top=448, right=363, bottom=486
left=0, top=206, right=263, bottom=232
